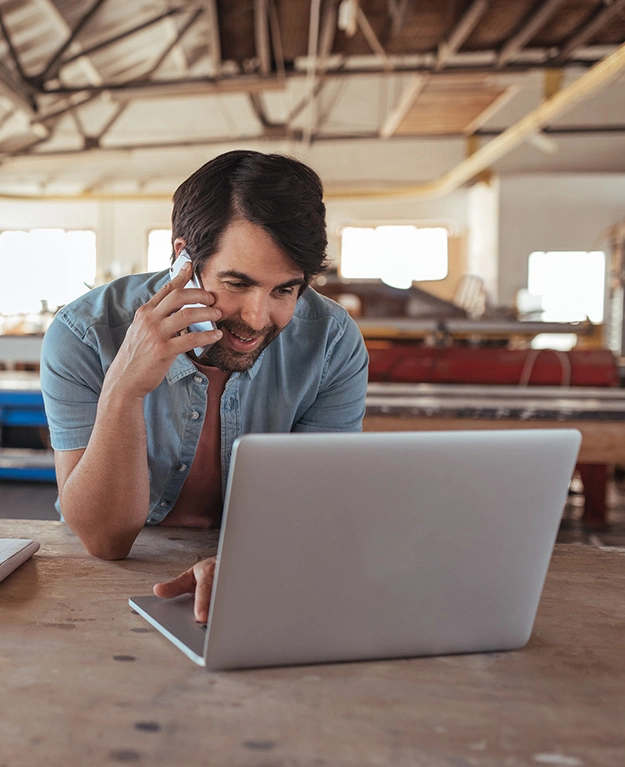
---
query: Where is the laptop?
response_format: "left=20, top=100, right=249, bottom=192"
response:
left=0, top=539, right=40, bottom=583
left=129, top=428, right=581, bottom=670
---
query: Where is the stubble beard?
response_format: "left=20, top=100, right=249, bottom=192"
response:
left=195, top=319, right=282, bottom=372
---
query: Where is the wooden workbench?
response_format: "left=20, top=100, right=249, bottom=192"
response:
left=1, top=520, right=624, bottom=766
left=363, top=383, right=625, bottom=526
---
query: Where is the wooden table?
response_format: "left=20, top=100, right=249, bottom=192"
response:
left=1, top=520, right=624, bottom=767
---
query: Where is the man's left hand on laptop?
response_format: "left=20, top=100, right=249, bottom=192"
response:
left=153, top=557, right=216, bottom=623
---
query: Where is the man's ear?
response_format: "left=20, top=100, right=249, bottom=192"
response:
left=173, top=238, right=187, bottom=257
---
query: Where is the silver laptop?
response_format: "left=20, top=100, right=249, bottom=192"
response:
left=129, top=429, right=581, bottom=670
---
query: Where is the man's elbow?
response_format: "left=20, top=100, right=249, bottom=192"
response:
left=77, top=530, right=137, bottom=561
left=86, top=540, right=133, bottom=561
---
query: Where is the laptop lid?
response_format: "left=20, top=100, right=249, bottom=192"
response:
left=130, top=428, right=581, bottom=670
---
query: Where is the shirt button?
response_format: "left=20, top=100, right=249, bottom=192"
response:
left=190, top=410, right=200, bottom=420
left=194, top=375, right=203, bottom=384
left=160, top=501, right=168, bottom=508
left=177, top=464, right=187, bottom=472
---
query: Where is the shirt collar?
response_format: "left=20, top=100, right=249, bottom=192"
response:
left=166, top=346, right=266, bottom=384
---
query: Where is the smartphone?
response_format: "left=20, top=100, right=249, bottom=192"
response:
left=169, top=250, right=216, bottom=357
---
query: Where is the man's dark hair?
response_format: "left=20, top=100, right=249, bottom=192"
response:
left=171, top=150, right=328, bottom=289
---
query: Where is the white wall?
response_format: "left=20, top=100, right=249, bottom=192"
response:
left=2, top=171, right=625, bottom=313
left=498, top=174, right=625, bottom=307
left=0, top=198, right=172, bottom=284
left=324, top=189, right=469, bottom=267
left=0, top=190, right=471, bottom=280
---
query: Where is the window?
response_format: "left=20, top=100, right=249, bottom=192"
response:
left=0, top=229, right=96, bottom=316
left=340, top=225, right=448, bottom=289
left=147, top=229, right=172, bottom=272
left=520, top=250, right=606, bottom=351
left=526, top=251, right=606, bottom=323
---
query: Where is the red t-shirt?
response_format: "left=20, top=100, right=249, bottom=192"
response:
left=160, top=364, right=230, bottom=528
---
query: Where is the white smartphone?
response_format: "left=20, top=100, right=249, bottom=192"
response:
left=169, top=250, right=216, bottom=357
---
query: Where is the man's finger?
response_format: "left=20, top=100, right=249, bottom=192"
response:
left=147, top=259, right=193, bottom=308
left=153, top=568, right=196, bottom=598
left=192, top=560, right=216, bottom=623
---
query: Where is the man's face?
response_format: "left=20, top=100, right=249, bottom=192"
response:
left=188, top=219, right=305, bottom=372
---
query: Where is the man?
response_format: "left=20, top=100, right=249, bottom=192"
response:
left=40, top=150, right=369, bottom=621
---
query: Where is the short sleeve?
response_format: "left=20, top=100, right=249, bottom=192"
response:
left=40, top=316, right=105, bottom=450
left=293, top=315, right=368, bottom=432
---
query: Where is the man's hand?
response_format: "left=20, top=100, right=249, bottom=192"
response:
left=105, top=261, right=223, bottom=400
left=153, top=557, right=217, bottom=623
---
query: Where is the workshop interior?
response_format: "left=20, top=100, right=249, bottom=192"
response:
left=1, top=0, right=625, bottom=545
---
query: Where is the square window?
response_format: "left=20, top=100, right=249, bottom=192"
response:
left=340, top=225, right=448, bottom=288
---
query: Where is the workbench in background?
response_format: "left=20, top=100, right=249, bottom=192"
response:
left=0, top=371, right=55, bottom=482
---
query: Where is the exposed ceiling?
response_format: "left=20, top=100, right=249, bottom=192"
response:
left=0, top=0, right=625, bottom=199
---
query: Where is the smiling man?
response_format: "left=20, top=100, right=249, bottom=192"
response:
left=40, top=151, right=369, bottom=598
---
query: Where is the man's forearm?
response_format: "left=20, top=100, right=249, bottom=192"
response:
left=58, top=389, right=150, bottom=560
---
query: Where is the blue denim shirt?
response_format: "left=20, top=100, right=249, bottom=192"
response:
left=40, top=270, right=369, bottom=524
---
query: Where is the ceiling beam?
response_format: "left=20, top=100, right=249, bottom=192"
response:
left=255, top=0, right=272, bottom=75
left=37, top=0, right=109, bottom=82
left=204, top=0, right=221, bottom=74
left=303, top=0, right=323, bottom=144
left=42, top=74, right=287, bottom=101
left=388, top=0, right=409, bottom=37
left=551, top=0, right=625, bottom=65
left=6, top=120, right=625, bottom=166
left=463, top=84, right=519, bottom=135
left=92, top=102, right=129, bottom=146
left=497, top=0, right=568, bottom=68
left=30, top=46, right=618, bottom=104
left=28, top=0, right=104, bottom=88
left=379, top=74, right=428, bottom=137
left=0, top=61, right=37, bottom=116
left=356, top=6, right=393, bottom=71
left=140, top=8, right=203, bottom=80
left=267, top=0, right=286, bottom=78
left=437, top=0, right=491, bottom=71
left=57, top=8, right=190, bottom=73
left=318, top=0, right=339, bottom=67
left=0, top=7, right=28, bottom=83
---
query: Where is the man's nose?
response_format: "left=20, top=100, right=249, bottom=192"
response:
left=239, top=292, right=271, bottom=331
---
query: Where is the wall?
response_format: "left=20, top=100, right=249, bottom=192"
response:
left=0, top=198, right=172, bottom=284
left=324, top=188, right=470, bottom=302
left=2, top=172, right=625, bottom=315
left=498, top=174, right=625, bottom=307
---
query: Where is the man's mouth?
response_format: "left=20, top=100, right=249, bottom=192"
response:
left=231, top=331, right=255, bottom=343
left=222, top=326, right=264, bottom=352
left=198, top=320, right=283, bottom=371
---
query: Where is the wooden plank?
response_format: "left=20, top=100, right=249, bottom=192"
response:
left=363, top=415, right=625, bottom=464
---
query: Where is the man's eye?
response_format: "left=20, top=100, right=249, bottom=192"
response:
left=276, top=287, right=295, bottom=296
left=225, top=281, right=248, bottom=289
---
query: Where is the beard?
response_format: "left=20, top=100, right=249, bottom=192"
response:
left=195, top=318, right=282, bottom=372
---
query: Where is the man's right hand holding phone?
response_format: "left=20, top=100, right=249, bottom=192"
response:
left=103, top=257, right=223, bottom=401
